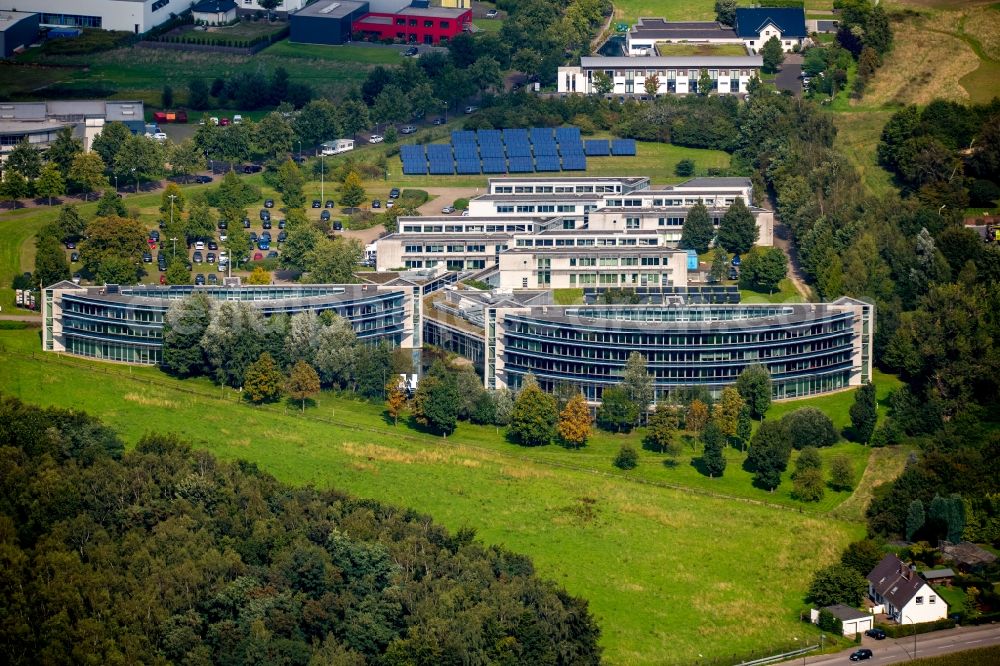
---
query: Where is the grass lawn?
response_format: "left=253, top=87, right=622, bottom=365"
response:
left=613, top=0, right=715, bottom=23
left=767, top=369, right=902, bottom=435
left=0, top=206, right=53, bottom=312
left=656, top=42, right=748, bottom=56
left=182, top=21, right=286, bottom=43
left=740, top=278, right=805, bottom=304
left=553, top=287, right=585, bottom=305
left=931, top=583, right=967, bottom=612
left=0, top=327, right=867, bottom=664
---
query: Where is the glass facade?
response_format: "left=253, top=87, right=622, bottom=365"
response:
left=49, top=286, right=409, bottom=366
left=497, top=305, right=864, bottom=401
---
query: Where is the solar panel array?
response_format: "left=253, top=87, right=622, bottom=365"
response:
left=398, top=127, right=636, bottom=175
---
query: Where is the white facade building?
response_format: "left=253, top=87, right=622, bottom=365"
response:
left=559, top=56, right=762, bottom=96
left=867, top=555, right=949, bottom=625
left=626, top=18, right=742, bottom=55
left=0, top=0, right=174, bottom=33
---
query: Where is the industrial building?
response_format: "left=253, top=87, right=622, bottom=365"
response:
left=0, top=10, right=39, bottom=57
left=290, top=0, right=471, bottom=46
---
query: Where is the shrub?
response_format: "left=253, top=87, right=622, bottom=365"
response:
left=675, top=159, right=695, bottom=177
left=817, top=609, right=842, bottom=634
left=400, top=189, right=429, bottom=206
left=875, top=618, right=956, bottom=638
left=613, top=444, right=638, bottom=470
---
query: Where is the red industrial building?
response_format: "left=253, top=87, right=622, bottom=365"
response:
left=353, top=5, right=472, bottom=45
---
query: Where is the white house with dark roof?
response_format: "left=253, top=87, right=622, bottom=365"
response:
left=866, top=554, right=948, bottom=624
left=734, top=7, right=807, bottom=53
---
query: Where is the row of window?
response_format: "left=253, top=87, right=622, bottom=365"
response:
left=400, top=224, right=530, bottom=234
left=495, top=204, right=580, bottom=214
left=515, top=237, right=660, bottom=247
left=503, top=337, right=852, bottom=363
left=492, top=184, right=622, bottom=194
left=601, top=69, right=753, bottom=80
left=605, top=197, right=739, bottom=207
left=569, top=256, right=668, bottom=267
left=404, top=259, right=487, bottom=270
left=392, top=18, right=452, bottom=29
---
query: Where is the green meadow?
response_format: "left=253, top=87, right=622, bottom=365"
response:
left=0, top=327, right=869, bottom=664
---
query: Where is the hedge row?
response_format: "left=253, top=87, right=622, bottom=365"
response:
left=875, top=618, right=956, bottom=639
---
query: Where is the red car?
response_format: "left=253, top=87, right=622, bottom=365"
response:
left=220, top=118, right=230, bottom=126
left=253, top=252, right=263, bottom=261
left=159, top=274, right=166, bottom=284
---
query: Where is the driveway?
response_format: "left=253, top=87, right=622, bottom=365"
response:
left=775, top=53, right=803, bottom=96
left=785, top=624, right=1000, bottom=665
left=416, top=186, right=481, bottom=216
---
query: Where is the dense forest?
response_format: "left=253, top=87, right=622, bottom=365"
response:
left=0, top=397, right=601, bottom=665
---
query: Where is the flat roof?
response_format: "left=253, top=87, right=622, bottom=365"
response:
left=357, top=14, right=392, bottom=24
left=397, top=6, right=469, bottom=19
left=490, top=176, right=648, bottom=184
left=678, top=177, right=752, bottom=188
left=55, top=283, right=402, bottom=307
left=629, top=18, right=737, bottom=41
left=580, top=55, right=763, bottom=68
left=473, top=193, right=604, bottom=202
left=295, top=0, right=369, bottom=19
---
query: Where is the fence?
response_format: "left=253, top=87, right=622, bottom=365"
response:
left=687, top=642, right=818, bottom=666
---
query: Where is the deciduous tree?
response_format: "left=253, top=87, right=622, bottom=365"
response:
left=92, top=121, right=133, bottom=171
left=244, top=352, right=284, bottom=404
left=739, top=246, right=787, bottom=294
left=645, top=404, right=680, bottom=458
left=34, top=234, right=70, bottom=288
left=305, top=237, right=362, bottom=283
left=314, top=315, right=358, bottom=388
left=622, top=352, right=653, bottom=425
left=286, top=360, right=320, bottom=411
left=701, top=421, right=727, bottom=478
left=712, top=386, right=744, bottom=439
left=597, top=386, right=639, bottom=433
left=685, top=399, right=709, bottom=433
left=68, top=152, right=109, bottom=201
left=735, top=363, right=771, bottom=419
left=747, top=420, right=791, bottom=491
left=829, top=454, right=854, bottom=491
left=246, top=266, right=270, bottom=285
left=35, top=163, right=65, bottom=206
left=339, top=171, right=366, bottom=209
left=849, top=381, right=878, bottom=444
left=47, top=126, right=83, bottom=178
left=385, top=379, right=407, bottom=425
left=6, top=137, right=42, bottom=180
left=782, top=407, right=838, bottom=449
left=808, top=564, right=867, bottom=607
left=170, top=139, right=205, bottom=183
left=510, top=375, right=558, bottom=446
left=557, top=393, right=592, bottom=449
left=761, top=36, right=784, bottom=74
left=162, top=293, right=211, bottom=375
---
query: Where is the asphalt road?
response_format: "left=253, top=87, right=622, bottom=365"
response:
left=786, top=624, right=1000, bottom=665
left=775, top=63, right=802, bottom=96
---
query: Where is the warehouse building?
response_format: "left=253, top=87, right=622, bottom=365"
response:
left=0, top=100, right=145, bottom=160
left=0, top=10, right=39, bottom=57
left=291, top=0, right=471, bottom=46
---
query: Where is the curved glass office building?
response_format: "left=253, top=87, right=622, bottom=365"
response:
left=486, top=298, right=873, bottom=400
left=43, top=282, right=414, bottom=365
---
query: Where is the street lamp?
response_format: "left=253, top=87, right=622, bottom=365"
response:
left=131, top=167, right=137, bottom=194
left=169, top=236, right=178, bottom=258
left=114, top=174, right=118, bottom=192
left=320, top=154, right=325, bottom=203
left=168, top=194, right=177, bottom=232
left=904, top=615, right=917, bottom=659
left=298, top=140, right=302, bottom=162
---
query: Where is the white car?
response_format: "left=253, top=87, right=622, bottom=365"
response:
left=152, top=132, right=168, bottom=142
left=464, top=105, right=478, bottom=114
left=400, top=125, right=417, bottom=134
left=369, top=134, right=384, bottom=144
left=194, top=241, right=205, bottom=250
left=486, top=9, right=498, bottom=18
left=233, top=114, right=243, bottom=125
left=385, top=200, right=394, bottom=208
left=441, top=206, right=455, bottom=214
left=209, top=117, right=219, bottom=125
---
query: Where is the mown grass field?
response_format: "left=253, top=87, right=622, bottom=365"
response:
left=898, top=645, right=1000, bottom=666
left=0, top=327, right=870, bottom=664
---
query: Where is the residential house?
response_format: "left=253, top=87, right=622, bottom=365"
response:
left=866, top=554, right=948, bottom=624
left=734, top=7, right=807, bottom=53
left=192, top=0, right=238, bottom=25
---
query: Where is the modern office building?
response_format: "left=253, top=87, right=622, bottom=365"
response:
left=0, top=100, right=145, bottom=160
left=626, top=18, right=741, bottom=55
left=42, top=282, right=416, bottom=365
left=0, top=10, right=39, bottom=57
left=376, top=176, right=771, bottom=272
left=485, top=298, right=874, bottom=402
left=558, top=55, right=763, bottom=96
left=0, top=0, right=176, bottom=33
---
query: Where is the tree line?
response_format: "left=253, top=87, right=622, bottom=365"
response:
left=0, top=395, right=601, bottom=664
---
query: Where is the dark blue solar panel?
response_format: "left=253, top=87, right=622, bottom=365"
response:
left=506, top=143, right=532, bottom=157
left=400, top=145, right=425, bottom=161
left=477, top=129, right=502, bottom=145
left=456, top=160, right=481, bottom=174
left=559, top=142, right=584, bottom=155
left=508, top=156, right=534, bottom=173
left=481, top=158, right=506, bottom=174
left=533, top=142, right=557, bottom=156
left=611, top=139, right=637, bottom=156
left=535, top=156, right=561, bottom=172
left=428, top=161, right=454, bottom=175
left=451, top=130, right=476, bottom=144
left=402, top=161, right=427, bottom=175
left=562, top=155, right=587, bottom=171
left=503, top=129, right=529, bottom=145
left=453, top=144, right=479, bottom=159
left=479, top=143, right=505, bottom=158
left=555, top=127, right=581, bottom=143
left=530, top=127, right=553, bottom=143
left=427, top=146, right=454, bottom=163
left=584, top=139, right=610, bottom=156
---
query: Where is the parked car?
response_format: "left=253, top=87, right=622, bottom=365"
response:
left=207, top=240, right=218, bottom=250
left=217, top=220, right=228, bottom=229
left=432, top=117, right=445, bottom=125
left=253, top=252, right=264, bottom=261
left=385, top=200, right=394, bottom=209
left=149, top=230, right=160, bottom=241
left=243, top=164, right=262, bottom=174
left=194, top=175, right=212, bottom=184
left=389, top=188, right=400, bottom=198
left=400, top=125, right=417, bottom=134
left=152, top=132, right=168, bottom=142
left=193, top=251, right=203, bottom=263
left=441, top=205, right=455, bottom=214
left=464, top=105, right=478, bottom=114
left=219, top=118, right=230, bottom=127
left=72, top=273, right=81, bottom=284
left=249, top=232, right=258, bottom=242
left=207, top=273, right=218, bottom=284
left=402, top=46, right=419, bottom=57
left=258, top=240, right=270, bottom=251
left=727, top=267, right=739, bottom=280
left=369, top=134, right=384, bottom=144
left=219, top=231, right=227, bottom=242
left=864, top=629, right=886, bottom=640
left=849, top=649, right=873, bottom=662
left=266, top=251, right=279, bottom=259
left=325, top=199, right=335, bottom=208
left=206, top=252, right=216, bottom=264
left=70, top=252, right=79, bottom=262
left=277, top=231, right=287, bottom=242
left=64, top=241, right=76, bottom=249
left=142, top=252, right=152, bottom=263
left=278, top=219, right=286, bottom=229
left=194, top=241, right=205, bottom=250
left=486, top=9, right=498, bottom=18
left=262, top=220, right=272, bottom=229
left=372, top=199, right=381, bottom=209
left=160, top=274, right=166, bottom=284
left=731, top=254, right=741, bottom=266
left=264, top=198, right=274, bottom=208
left=195, top=274, right=205, bottom=285
left=320, top=210, right=331, bottom=221
left=312, top=200, right=322, bottom=208
left=232, top=114, right=243, bottom=125
left=333, top=221, right=343, bottom=231
left=259, top=209, right=270, bottom=221
left=260, top=231, right=271, bottom=241
left=243, top=218, right=251, bottom=228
